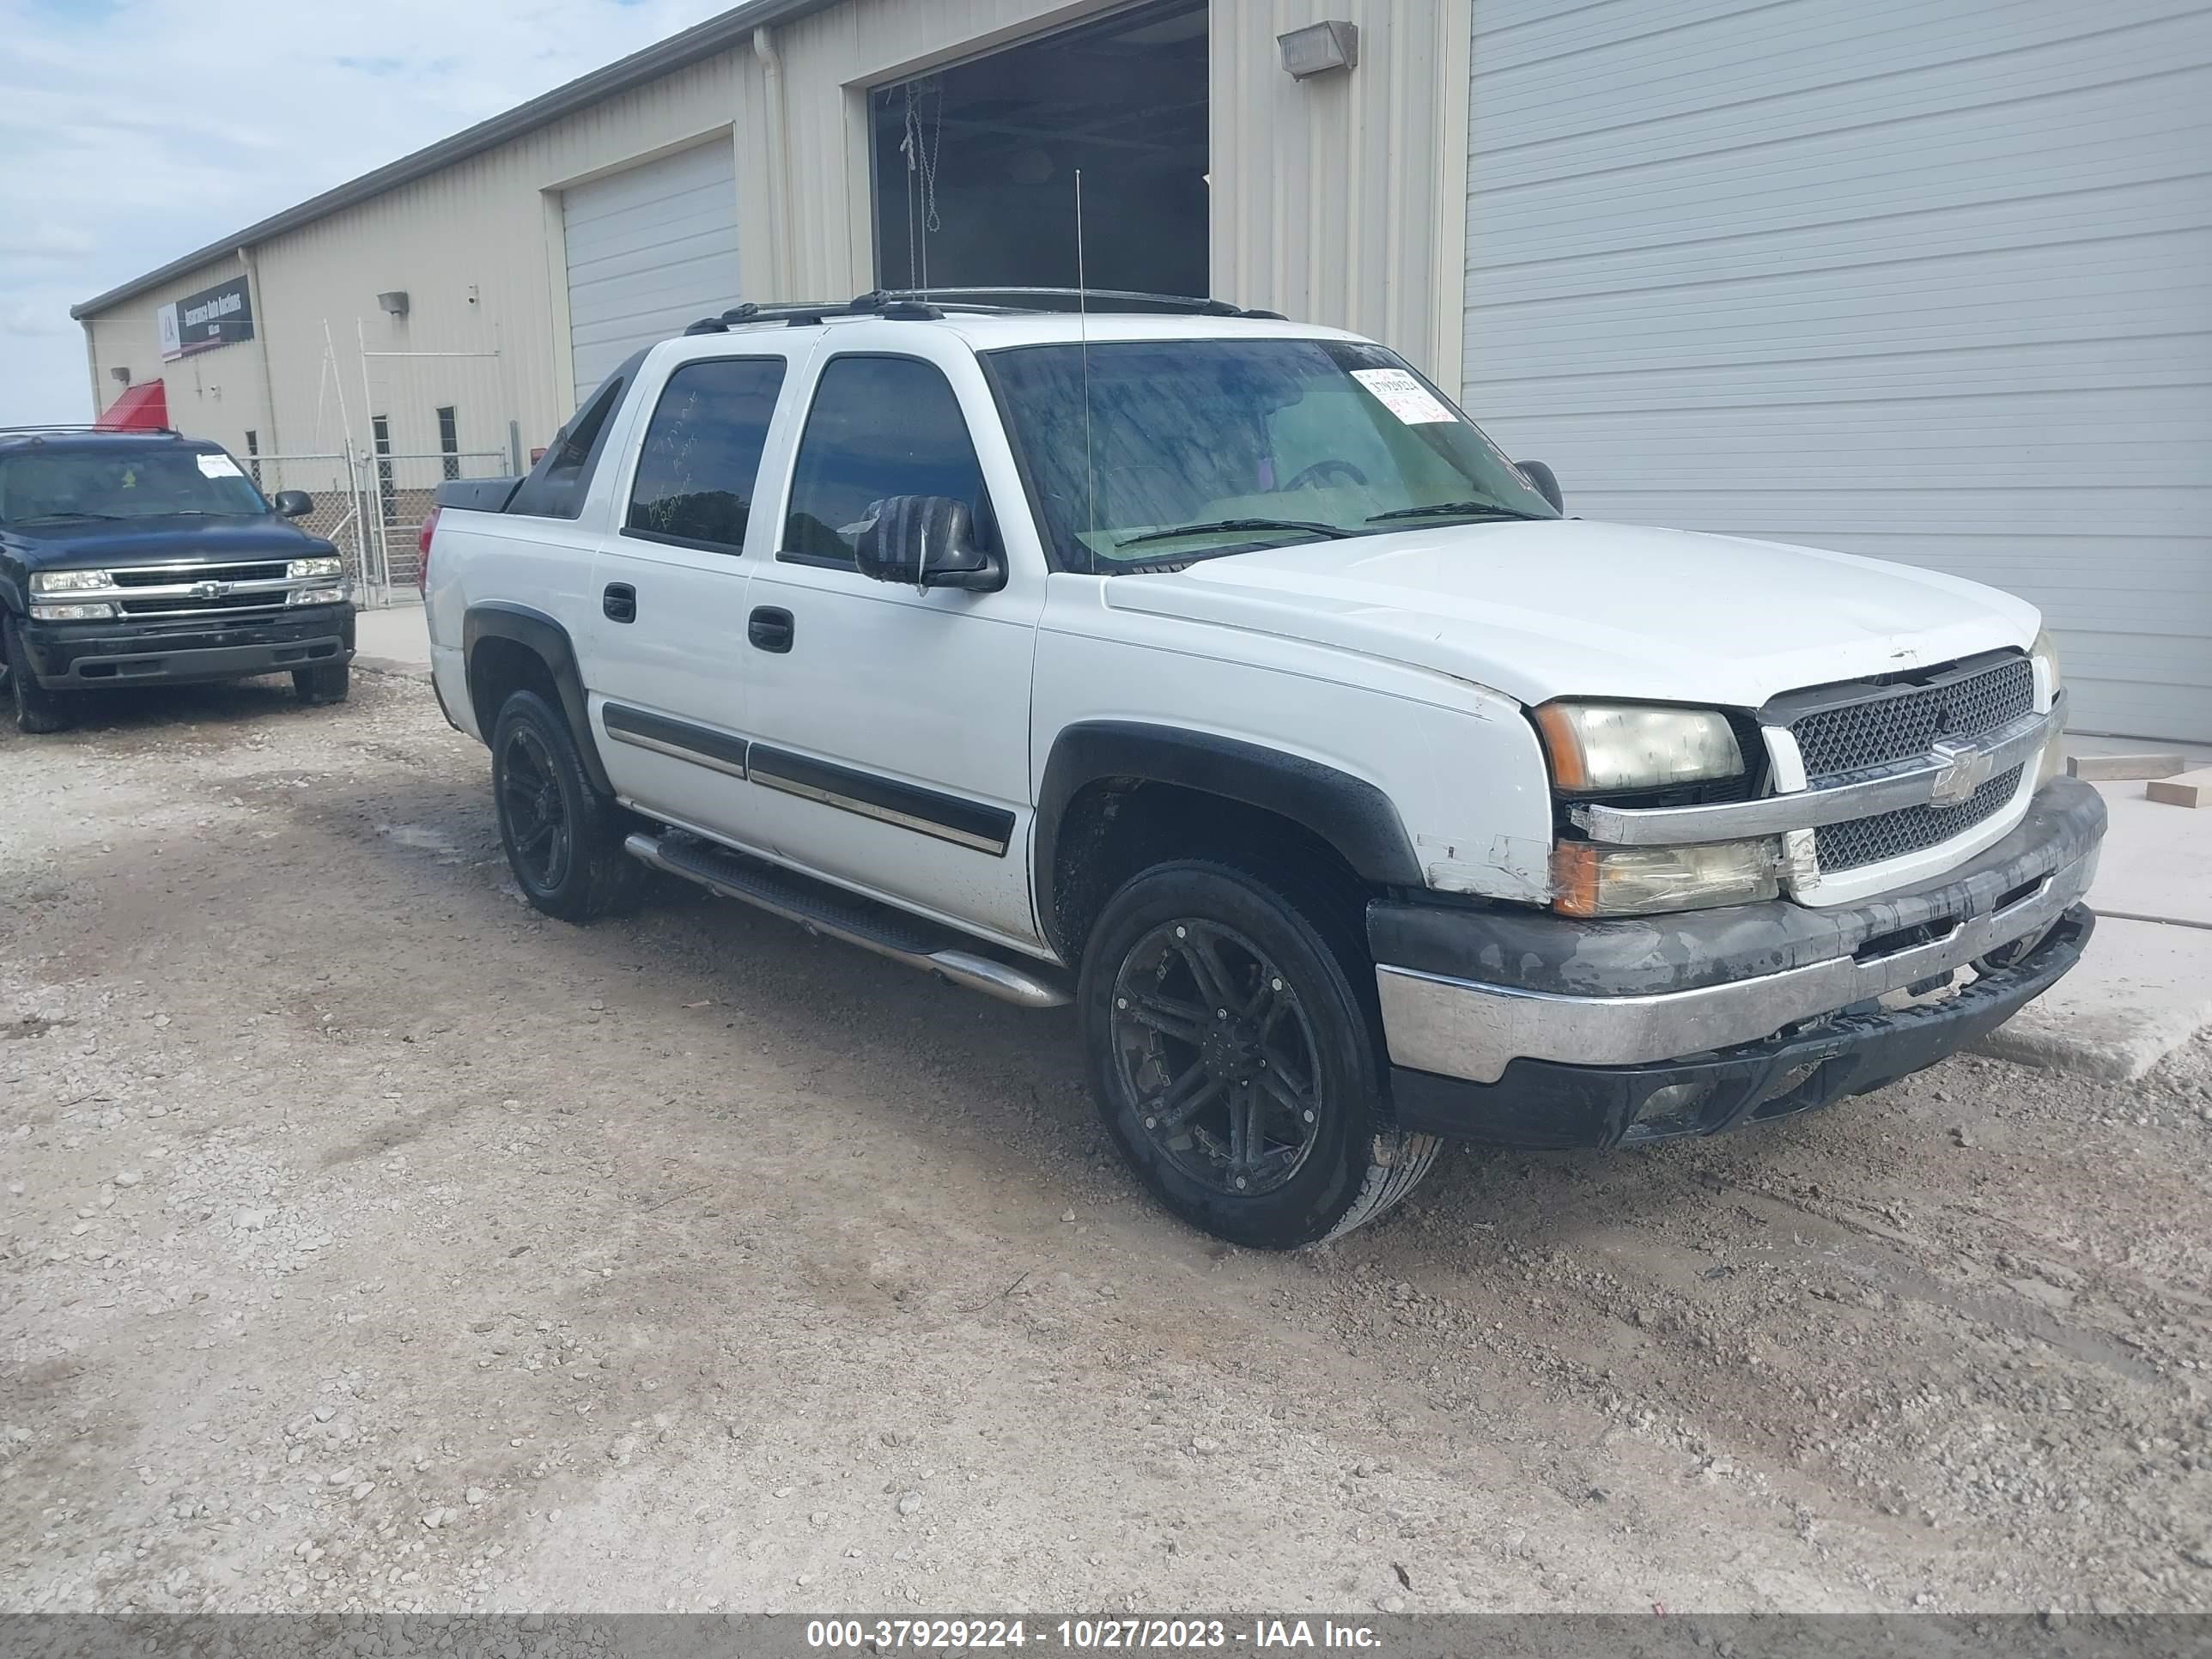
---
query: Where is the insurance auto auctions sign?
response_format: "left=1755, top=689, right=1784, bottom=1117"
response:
left=156, top=275, right=254, bottom=360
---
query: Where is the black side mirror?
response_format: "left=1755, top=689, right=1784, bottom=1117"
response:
left=1516, top=460, right=1563, bottom=514
left=272, top=489, right=313, bottom=518
left=854, top=495, right=1003, bottom=592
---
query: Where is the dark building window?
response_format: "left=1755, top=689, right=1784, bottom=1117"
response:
left=436, top=405, right=459, bottom=483
left=372, top=415, right=396, bottom=519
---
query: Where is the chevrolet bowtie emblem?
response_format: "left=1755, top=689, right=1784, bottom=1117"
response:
left=1928, top=738, right=1995, bottom=807
left=191, top=580, right=226, bottom=599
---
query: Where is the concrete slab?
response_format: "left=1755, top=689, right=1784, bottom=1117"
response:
left=2147, top=768, right=2212, bottom=810
left=2068, top=751, right=2185, bottom=781
left=2083, top=779, right=2212, bottom=929
left=353, top=602, right=430, bottom=680
left=1978, top=916, right=2212, bottom=1081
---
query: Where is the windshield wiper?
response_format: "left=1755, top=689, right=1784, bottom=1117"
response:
left=8, top=511, right=128, bottom=524
left=1114, top=517, right=1354, bottom=551
left=1366, top=501, right=1547, bottom=524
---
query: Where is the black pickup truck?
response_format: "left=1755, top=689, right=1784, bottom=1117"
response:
left=0, top=428, right=356, bottom=733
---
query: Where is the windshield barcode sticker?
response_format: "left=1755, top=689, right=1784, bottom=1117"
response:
left=1351, top=368, right=1456, bottom=425
left=196, top=453, right=244, bottom=479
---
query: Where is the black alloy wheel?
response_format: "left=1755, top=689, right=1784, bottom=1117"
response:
left=1108, top=917, right=1324, bottom=1198
left=489, top=689, right=647, bottom=925
left=1079, top=860, right=1443, bottom=1249
left=499, top=720, right=572, bottom=895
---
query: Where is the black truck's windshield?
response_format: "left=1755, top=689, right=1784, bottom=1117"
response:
left=985, top=337, right=1559, bottom=571
left=0, top=447, right=268, bottom=526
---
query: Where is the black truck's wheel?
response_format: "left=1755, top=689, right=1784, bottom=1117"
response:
left=294, top=661, right=350, bottom=705
left=1079, top=861, right=1440, bottom=1249
left=490, top=689, right=643, bottom=924
left=3, top=614, right=71, bottom=735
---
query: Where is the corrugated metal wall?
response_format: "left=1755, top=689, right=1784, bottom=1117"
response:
left=253, top=52, right=750, bottom=461
left=82, top=255, right=275, bottom=462
left=1461, top=0, right=2212, bottom=741
left=1209, top=0, right=1470, bottom=384
left=562, top=140, right=744, bottom=391
left=77, top=1, right=1475, bottom=473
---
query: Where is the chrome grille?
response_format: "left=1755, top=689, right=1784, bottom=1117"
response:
left=109, top=561, right=288, bottom=587
left=1790, top=657, right=2033, bottom=781
left=118, top=591, right=289, bottom=617
left=1813, top=765, right=2024, bottom=873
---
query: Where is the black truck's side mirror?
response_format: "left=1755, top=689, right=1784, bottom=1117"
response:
left=1516, top=461, right=1563, bottom=514
left=272, top=489, right=314, bottom=518
left=854, top=495, right=1003, bottom=592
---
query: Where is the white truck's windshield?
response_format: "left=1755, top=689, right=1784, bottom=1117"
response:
left=985, top=337, right=1559, bottom=571
left=0, top=447, right=267, bottom=526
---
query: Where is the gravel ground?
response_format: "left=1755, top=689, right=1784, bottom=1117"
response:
left=2, top=670, right=2209, bottom=1618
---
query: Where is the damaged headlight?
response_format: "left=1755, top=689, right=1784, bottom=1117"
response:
left=1533, top=701, right=1745, bottom=793
left=2032, top=627, right=2066, bottom=788
left=1551, top=838, right=1781, bottom=918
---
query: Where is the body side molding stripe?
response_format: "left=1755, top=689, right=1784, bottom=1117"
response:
left=747, top=744, right=1015, bottom=856
left=601, top=703, right=751, bottom=780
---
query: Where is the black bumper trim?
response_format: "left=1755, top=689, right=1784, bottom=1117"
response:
left=1389, top=906, right=2092, bottom=1149
left=21, top=608, right=356, bottom=690
left=1369, top=775, right=2105, bottom=1000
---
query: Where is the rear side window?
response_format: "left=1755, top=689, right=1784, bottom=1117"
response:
left=781, top=356, right=988, bottom=567
left=508, top=352, right=642, bottom=520
left=624, top=358, right=787, bottom=556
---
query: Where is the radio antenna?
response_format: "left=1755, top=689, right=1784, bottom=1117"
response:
left=1074, top=169, right=1099, bottom=567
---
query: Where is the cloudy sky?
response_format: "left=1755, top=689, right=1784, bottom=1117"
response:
left=0, top=0, right=733, bottom=427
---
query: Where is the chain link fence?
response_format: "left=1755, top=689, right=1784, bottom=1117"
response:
left=368, top=448, right=508, bottom=593
left=249, top=452, right=380, bottom=600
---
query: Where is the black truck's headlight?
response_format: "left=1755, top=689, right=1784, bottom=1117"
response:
left=29, top=568, right=112, bottom=595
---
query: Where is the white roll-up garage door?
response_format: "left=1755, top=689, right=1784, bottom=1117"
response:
left=562, top=141, right=741, bottom=396
left=1462, top=0, right=2212, bottom=741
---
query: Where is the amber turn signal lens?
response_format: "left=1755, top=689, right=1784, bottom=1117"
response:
left=1551, top=842, right=1602, bottom=917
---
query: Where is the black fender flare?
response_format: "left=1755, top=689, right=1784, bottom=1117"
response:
left=462, top=602, right=612, bottom=794
left=1033, top=720, right=1422, bottom=954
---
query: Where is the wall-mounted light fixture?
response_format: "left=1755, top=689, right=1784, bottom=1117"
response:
left=377, top=290, right=410, bottom=318
left=110, top=367, right=131, bottom=385
left=1279, top=20, right=1358, bottom=79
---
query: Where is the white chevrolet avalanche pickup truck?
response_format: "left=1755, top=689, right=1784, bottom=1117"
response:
left=423, top=289, right=2103, bottom=1249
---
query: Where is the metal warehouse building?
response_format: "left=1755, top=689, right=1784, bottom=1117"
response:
left=72, top=0, right=2212, bottom=741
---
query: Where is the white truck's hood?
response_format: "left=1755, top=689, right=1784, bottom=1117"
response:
left=1102, top=520, right=2039, bottom=709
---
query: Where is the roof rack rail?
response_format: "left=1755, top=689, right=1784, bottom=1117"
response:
left=881, top=287, right=1287, bottom=319
left=682, top=299, right=853, bottom=335
left=0, top=423, right=180, bottom=438
left=676, top=288, right=1290, bottom=339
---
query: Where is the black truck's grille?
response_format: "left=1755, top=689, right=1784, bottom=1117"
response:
left=1790, top=656, right=2033, bottom=780
left=109, top=562, right=289, bottom=586
left=1814, top=766, right=2025, bottom=873
left=119, top=591, right=287, bottom=616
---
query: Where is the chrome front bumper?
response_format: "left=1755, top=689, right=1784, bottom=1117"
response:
left=1372, top=776, right=2104, bottom=1088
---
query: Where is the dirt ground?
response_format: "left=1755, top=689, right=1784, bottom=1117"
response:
left=3, top=669, right=2209, bottom=1618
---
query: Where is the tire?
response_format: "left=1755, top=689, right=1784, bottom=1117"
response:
left=294, top=661, right=350, bottom=705
left=1079, top=860, right=1442, bottom=1249
left=3, top=613, right=71, bottom=735
left=489, top=689, right=644, bottom=924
